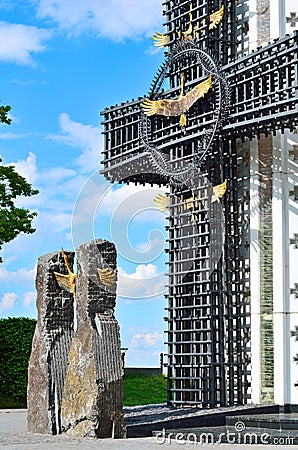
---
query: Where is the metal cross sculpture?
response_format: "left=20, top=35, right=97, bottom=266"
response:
left=101, top=0, right=298, bottom=408
left=287, top=12, right=298, bottom=28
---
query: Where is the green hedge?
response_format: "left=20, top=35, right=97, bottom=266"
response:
left=0, top=317, right=36, bottom=407
left=0, top=317, right=167, bottom=408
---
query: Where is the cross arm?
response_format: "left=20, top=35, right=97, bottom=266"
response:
left=222, top=31, right=298, bottom=137
left=101, top=33, right=297, bottom=185
left=100, top=98, right=169, bottom=185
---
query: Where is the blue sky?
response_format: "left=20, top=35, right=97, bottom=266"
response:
left=0, top=0, right=169, bottom=367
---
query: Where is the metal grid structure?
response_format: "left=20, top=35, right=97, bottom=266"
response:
left=223, top=33, right=298, bottom=136
left=101, top=0, right=298, bottom=408
left=101, top=32, right=298, bottom=184
left=162, top=0, right=247, bottom=61
left=163, top=136, right=251, bottom=407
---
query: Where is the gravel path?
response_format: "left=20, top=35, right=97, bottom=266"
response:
left=0, top=410, right=296, bottom=449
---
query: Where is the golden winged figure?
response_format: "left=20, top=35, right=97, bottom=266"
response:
left=184, top=179, right=228, bottom=221
left=153, top=5, right=198, bottom=49
left=97, top=267, right=116, bottom=287
left=184, top=193, right=199, bottom=211
left=181, top=4, right=198, bottom=41
left=54, top=249, right=77, bottom=302
left=209, top=5, right=224, bottom=30
left=153, top=31, right=169, bottom=49
left=211, top=179, right=227, bottom=203
left=154, top=193, right=170, bottom=212
left=142, top=72, right=212, bottom=127
left=184, top=193, right=200, bottom=222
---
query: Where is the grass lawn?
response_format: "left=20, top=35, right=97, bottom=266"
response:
left=0, top=374, right=168, bottom=409
left=123, top=373, right=167, bottom=406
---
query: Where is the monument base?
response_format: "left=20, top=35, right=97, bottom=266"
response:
left=125, top=403, right=298, bottom=443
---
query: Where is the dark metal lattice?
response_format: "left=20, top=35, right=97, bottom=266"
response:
left=101, top=32, right=297, bottom=186
left=100, top=0, right=297, bottom=408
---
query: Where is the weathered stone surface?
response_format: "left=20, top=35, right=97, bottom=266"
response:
left=27, top=251, right=75, bottom=435
left=61, top=240, right=124, bottom=438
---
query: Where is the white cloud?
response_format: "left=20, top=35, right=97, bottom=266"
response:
left=1, top=150, right=94, bottom=251
left=0, top=266, right=36, bottom=285
left=98, top=184, right=166, bottom=221
left=35, top=0, right=163, bottom=41
left=23, top=291, right=35, bottom=308
left=47, top=212, right=73, bottom=231
left=48, top=113, right=100, bottom=172
left=121, top=263, right=158, bottom=279
left=131, top=331, right=163, bottom=349
left=0, top=132, right=30, bottom=140
left=118, top=264, right=166, bottom=298
left=136, top=237, right=165, bottom=253
left=0, top=292, right=18, bottom=314
left=10, top=78, right=45, bottom=86
left=3, top=152, right=41, bottom=210
left=40, top=166, right=77, bottom=184
left=7, top=152, right=38, bottom=184
left=0, top=21, right=52, bottom=65
left=6, top=151, right=83, bottom=209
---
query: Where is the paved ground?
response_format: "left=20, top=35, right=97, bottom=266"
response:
left=0, top=410, right=297, bottom=449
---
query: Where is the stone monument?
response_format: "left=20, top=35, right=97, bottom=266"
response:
left=27, top=250, right=75, bottom=434
left=61, top=240, right=124, bottom=438
left=27, top=239, right=124, bottom=438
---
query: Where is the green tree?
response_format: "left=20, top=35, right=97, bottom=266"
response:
left=0, top=103, right=11, bottom=125
left=0, top=102, right=38, bottom=262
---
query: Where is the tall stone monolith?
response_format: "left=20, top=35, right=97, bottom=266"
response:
left=27, top=251, right=75, bottom=434
left=61, top=239, right=124, bottom=438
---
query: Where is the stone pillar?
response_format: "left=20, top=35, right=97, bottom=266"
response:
left=272, top=131, right=298, bottom=406
left=27, top=251, right=75, bottom=434
left=250, top=137, right=262, bottom=404
left=61, top=239, right=124, bottom=438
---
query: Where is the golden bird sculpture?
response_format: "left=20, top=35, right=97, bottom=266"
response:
left=209, top=5, right=224, bottom=30
left=152, top=5, right=223, bottom=49
left=181, top=4, right=198, bottom=41
left=142, top=72, right=212, bottom=127
left=153, top=31, right=169, bottom=49
left=97, top=267, right=116, bottom=287
left=54, top=249, right=77, bottom=302
left=184, top=193, right=199, bottom=211
left=211, top=179, right=227, bottom=203
left=153, top=5, right=197, bottom=49
left=184, top=179, right=228, bottom=221
left=184, top=193, right=200, bottom=222
left=154, top=193, right=170, bottom=212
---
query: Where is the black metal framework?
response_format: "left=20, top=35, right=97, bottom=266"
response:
left=163, top=134, right=251, bottom=407
left=101, top=32, right=298, bottom=185
left=101, top=0, right=298, bottom=408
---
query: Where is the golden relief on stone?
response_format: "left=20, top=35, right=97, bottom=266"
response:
left=54, top=249, right=77, bottom=302
left=97, top=267, right=116, bottom=287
